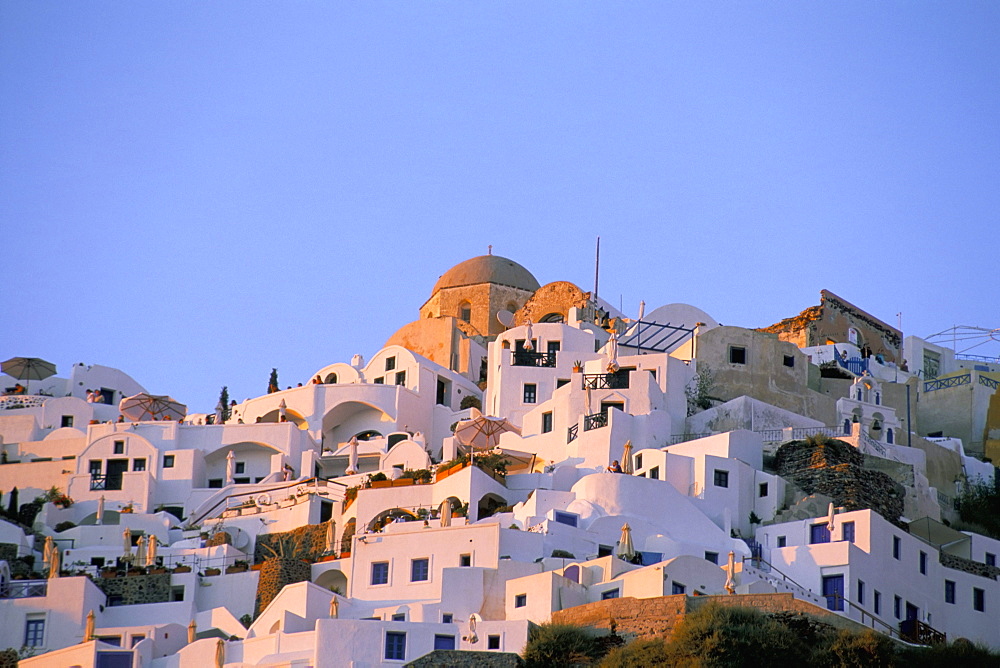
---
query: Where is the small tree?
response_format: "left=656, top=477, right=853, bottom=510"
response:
left=460, top=395, right=481, bottom=410
left=268, top=369, right=279, bottom=394
left=523, top=623, right=602, bottom=668
left=219, top=386, right=231, bottom=422
left=6, top=487, right=17, bottom=517
left=685, top=365, right=717, bottom=416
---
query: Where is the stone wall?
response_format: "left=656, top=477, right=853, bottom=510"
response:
left=0, top=542, right=17, bottom=563
left=254, top=523, right=328, bottom=564
left=95, top=572, right=172, bottom=605
left=254, top=557, right=312, bottom=617
left=940, top=552, right=1000, bottom=581
left=406, top=650, right=523, bottom=667
left=773, top=438, right=905, bottom=526
left=515, top=281, right=589, bottom=326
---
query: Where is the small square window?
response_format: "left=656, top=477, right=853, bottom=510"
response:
left=713, top=470, right=729, bottom=488
left=411, top=558, right=429, bottom=582
left=704, top=551, right=719, bottom=565
left=649, top=466, right=659, bottom=480
left=374, top=377, right=384, bottom=385
left=132, top=458, right=146, bottom=472
left=759, top=482, right=768, bottom=497
left=113, top=440, right=125, bottom=455
left=488, top=635, right=501, bottom=650
left=163, top=455, right=175, bottom=468
left=61, top=415, right=74, bottom=428
left=460, top=554, right=471, bottom=567
left=442, top=613, right=454, bottom=624
left=602, top=588, right=620, bottom=600
left=777, top=536, right=786, bottom=548
left=986, top=553, right=996, bottom=567
left=395, top=370, right=406, bottom=386
left=672, top=582, right=686, bottom=595
left=729, top=346, right=747, bottom=364
left=384, top=631, right=406, bottom=661
left=541, top=412, right=553, bottom=433
left=783, top=354, right=795, bottom=368
left=945, top=580, right=956, bottom=604
left=371, top=561, right=389, bottom=586
left=556, top=379, right=569, bottom=389
left=385, top=356, right=396, bottom=371
left=974, top=587, right=985, bottom=612
left=523, top=384, right=537, bottom=404
left=392, top=613, right=405, bottom=621
left=515, top=593, right=527, bottom=608
left=235, top=462, right=245, bottom=474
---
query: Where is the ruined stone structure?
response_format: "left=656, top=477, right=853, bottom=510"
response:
left=515, top=281, right=590, bottom=326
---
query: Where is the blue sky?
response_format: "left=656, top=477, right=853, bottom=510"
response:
left=2, top=2, right=998, bottom=411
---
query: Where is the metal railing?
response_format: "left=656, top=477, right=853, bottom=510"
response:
left=189, top=476, right=345, bottom=525
left=669, top=432, right=713, bottom=445
left=859, top=431, right=887, bottom=457
left=956, top=353, right=1000, bottom=363
left=511, top=351, right=556, bottom=368
left=1, top=579, right=48, bottom=599
left=791, top=426, right=839, bottom=440
left=582, top=373, right=629, bottom=390
left=900, top=618, right=946, bottom=645
left=980, top=375, right=999, bottom=391
left=619, top=320, right=695, bottom=353
left=89, top=474, right=122, bottom=491
left=923, top=374, right=971, bottom=392
left=583, top=412, right=608, bottom=432
left=567, top=424, right=579, bottom=443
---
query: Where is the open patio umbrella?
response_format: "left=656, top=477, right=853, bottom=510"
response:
left=1, top=357, right=56, bottom=394
left=454, top=408, right=521, bottom=452
left=621, top=441, right=634, bottom=474
left=225, top=450, right=235, bottom=486
left=119, top=393, right=186, bottom=421
left=606, top=331, right=620, bottom=373
left=725, top=551, right=736, bottom=595
left=187, top=619, right=197, bottom=644
left=523, top=319, right=534, bottom=351
left=84, top=610, right=96, bottom=643
left=42, top=536, right=55, bottom=567
left=616, top=523, right=636, bottom=562
left=48, top=548, right=61, bottom=578
left=122, top=528, right=132, bottom=562
left=146, top=536, right=157, bottom=568
left=96, top=496, right=105, bottom=525
left=345, top=436, right=359, bottom=475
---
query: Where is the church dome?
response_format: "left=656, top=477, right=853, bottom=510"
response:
left=431, top=255, right=540, bottom=294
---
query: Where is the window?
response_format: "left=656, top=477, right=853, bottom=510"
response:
left=634, top=454, right=642, bottom=470
left=411, top=558, right=429, bottom=582
left=874, top=590, right=881, bottom=615
left=395, top=370, right=406, bottom=386
left=554, top=511, right=578, bottom=527
left=671, top=582, right=686, bottom=595
left=24, top=617, right=44, bottom=647
left=130, top=634, right=146, bottom=648
left=598, top=545, right=613, bottom=557
left=783, top=355, right=795, bottom=368
left=523, top=384, right=536, bottom=404
left=893, top=536, right=901, bottom=560
left=919, top=551, right=927, bottom=575
left=385, top=356, right=396, bottom=371
left=556, top=379, right=570, bottom=389
left=371, top=561, right=389, bottom=586
left=974, top=588, right=985, bottom=612
left=945, top=580, right=956, bottom=604
left=602, top=588, right=620, bottom=600
left=90, top=460, right=103, bottom=475
left=434, top=635, right=455, bottom=651
left=374, top=377, right=384, bottom=384
left=842, top=521, right=855, bottom=543
left=810, top=524, right=831, bottom=544
left=113, top=440, right=125, bottom=454
left=392, top=613, right=405, bottom=621
left=235, top=462, right=245, bottom=474
left=459, top=303, right=471, bottom=322
left=515, top=594, right=527, bottom=608
left=777, top=536, right=787, bottom=548
left=547, top=340, right=561, bottom=354
left=857, top=580, right=865, bottom=606
left=384, top=631, right=406, bottom=661
left=649, top=466, right=659, bottom=480
left=894, top=595, right=901, bottom=619
left=460, top=554, right=471, bottom=567
left=986, top=553, right=996, bottom=567
left=705, top=551, right=719, bottom=565
left=132, top=458, right=146, bottom=472
left=541, top=412, right=553, bottom=433
left=163, top=455, right=175, bottom=468
left=442, top=613, right=453, bottom=624
left=488, top=635, right=501, bottom=650
left=759, top=482, right=768, bottom=497
left=729, top=346, right=747, bottom=364
left=713, top=470, right=729, bottom=488
left=61, top=415, right=74, bottom=428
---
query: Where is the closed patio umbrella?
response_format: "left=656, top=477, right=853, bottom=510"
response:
left=439, top=499, right=452, bottom=528
left=616, top=523, right=636, bottom=562
left=214, top=401, right=224, bottom=425
left=606, top=331, right=620, bottom=373
left=42, top=536, right=54, bottom=567
left=278, top=399, right=287, bottom=420
left=621, top=441, right=633, bottom=474
left=725, top=551, right=736, bottom=595
left=134, top=535, right=146, bottom=567
left=225, top=450, right=235, bottom=486
left=345, top=436, right=359, bottom=475
left=215, top=638, right=225, bottom=668
left=84, top=610, right=96, bottom=643
left=188, top=619, right=197, bottom=644
left=1, top=357, right=56, bottom=394
left=330, top=595, right=339, bottom=618
left=48, top=548, right=61, bottom=578
left=523, top=319, right=534, bottom=351
left=146, top=536, right=158, bottom=568
left=96, top=496, right=105, bottom=525
left=119, top=393, right=186, bottom=421
left=827, top=502, right=836, bottom=533
left=122, top=528, right=132, bottom=562
left=325, top=520, right=336, bottom=555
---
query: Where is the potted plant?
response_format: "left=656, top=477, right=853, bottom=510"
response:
left=120, top=502, right=134, bottom=514
left=226, top=560, right=249, bottom=574
left=173, top=564, right=192, bottom=574
left=573, top=360, right=583, bottom=373
left=203, top=567, right=221, bottom=576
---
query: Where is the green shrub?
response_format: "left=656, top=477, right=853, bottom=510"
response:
left=813, top=629, right=897, bottom=667
left=667, top=603, right=810, bottom=667
left=460, top=395, right=482, bottom=410
left=523, top=623, right=603, bottom=668
left=55, top=521, right=76, bottom=532
left=600, top=638, right=671, bottom=668
left=897, top=637, right=1000, bottom=667
left=551, top=549, right=576, bottom=559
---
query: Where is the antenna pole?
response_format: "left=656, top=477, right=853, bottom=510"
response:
left=594, top=236, right=600, bottom=300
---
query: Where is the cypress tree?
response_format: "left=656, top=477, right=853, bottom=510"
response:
left=268, top=369, right=279, bottom=394
left=219, top=386, right=231, bottom=421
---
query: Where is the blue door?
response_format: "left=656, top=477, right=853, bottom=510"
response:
left=823, top=575, right=845, bottom=611
left=810, top=524, right=831, bottom=544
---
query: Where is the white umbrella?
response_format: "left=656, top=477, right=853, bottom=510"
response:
left=606, top=331, right=620, bottom=373
left=621, top=441, right=633, bottom=474
left=346, top=436, right=359, bottom=475
left=439, top=499, right=452, bottom=528
left=42, top=536, right=54, bottom=567
left=827, top=502, right=836, bottom=534
left=146, top=536, right=158, bottom=568
left=330, top=595, right=339, bottom=618
left=725, top=551, right=736, bottom=594
left=96, top=496, right=105, bottom=525
left=585, top=384, right=593, bottom=415
left=48, top=548, right=61, bottom=578
left=454, top=408, right=521, bottom=452
left=638, top=301, right=645, bottom=321
left=225, top=450, right=235, bottom=486
left=325, top=520, right=336, bottom=554
left=122, top=528, right=132, bottom=561
left=84, top=610, right=95, bottom=643
left=616, top=523, right=636, bottom=561
left=278, top=399, right=287, bottom=421
left=119, top=393, right=186, bottom=421
left=134, top=535, right=146, bottom=567
left=214, top=401, right=224, bottom=425
left=523, top=319, right=534, bottom=351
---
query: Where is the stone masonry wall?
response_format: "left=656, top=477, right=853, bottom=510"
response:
left=254, top=557, right=312, bottom=618
left=254, top=523, right=328, bottom=564
left=95, top=572, right=172, bottom=605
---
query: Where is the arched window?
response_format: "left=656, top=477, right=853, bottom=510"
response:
left=886, top=428, right=894, bottom=444
left=540, top=312, right=565, bottom=323
left=563, top=565, right=580, bottom=583
left=874, top=392, right=880, bottom=406
left=325, top=373, right=338, bottom=384
left=844, top=419, right=851, bottom=435
left=458, top=301, right=472, bottom=323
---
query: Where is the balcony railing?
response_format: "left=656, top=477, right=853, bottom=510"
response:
left=582, top=372, right=629, bottom=390
left=567, top=424, right=579, bottom=443
left=900, top=618, right=946, bottom=646
left=583, top=412, right=608, bottom=431
left=90, top=474, right=123, bottom=491
left=511, top=351, right=556, bottom=368
left=1, top=579, right=48, bottom=599
left=924, top=374, right=971, bottom=392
